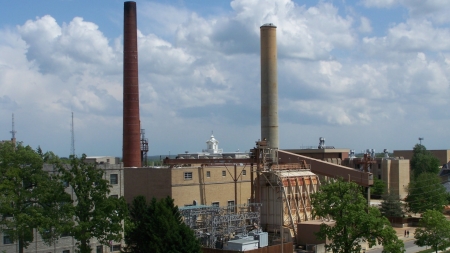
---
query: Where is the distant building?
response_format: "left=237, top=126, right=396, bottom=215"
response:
left=124, top=134, right=251, bottom=207
left=394, top=149, right=450, bottom=166
left=176, top=134, right=250, bottom=159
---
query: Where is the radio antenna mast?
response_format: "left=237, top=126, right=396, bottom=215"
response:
left=10, top=113, right=16, bottom=146
left=71, top=112, right=75, bottom=156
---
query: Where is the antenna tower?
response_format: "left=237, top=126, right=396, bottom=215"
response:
left=10, top=113, right=17, bottom=145
left=71, top=112, right=75, bottom=156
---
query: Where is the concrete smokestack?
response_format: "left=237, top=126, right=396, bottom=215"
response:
left=123, top=1, right=141, bottom=167
left=260, top=23, right=279, bottom=151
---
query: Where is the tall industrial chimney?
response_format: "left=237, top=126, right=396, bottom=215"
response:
left=123, top=1, right=141, bottom=167
left=260, top=23, right=279, bottom=151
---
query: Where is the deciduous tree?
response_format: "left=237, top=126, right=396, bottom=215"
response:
left=411, top=144, right=440, bottom=178
left=405, top=172, right=447, bottom=213
left=125, top=195, right=201, bottom=253
left=311, top=179, right=404, bottom=253
left=57, top=154, right=128, bottom=253
left=414, top=209, right=450, bottom=253
left=0, top=142, right=71, bottom=253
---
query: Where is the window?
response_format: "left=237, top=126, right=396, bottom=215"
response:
left=242, top=170, right=246, bottom=176
left=62, top=181, right=69, bottom=188
left=110, top=174, right=118, bottom=185
left=3, top=232, right=12, bottom=244
left=378, top=174, right=381, bottom=180
left=110, top=195, right=118, bottom=199
left=222, top=170, right=226, bottom=177
left=212, top=202, right=219, bottom=207
left=110, top=244, right=121, bottom=252
left=96, top=245, right=103, bottom=253
left=184, top=172, right=193, bottom=180
left=227, top=201, right=235, bottom=211
left=206, top=171, right=211, bottom=178
left=62, top=250, right=70, bottom=253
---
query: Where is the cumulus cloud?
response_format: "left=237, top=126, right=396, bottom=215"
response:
left=1, top=0, right=450, bottom=156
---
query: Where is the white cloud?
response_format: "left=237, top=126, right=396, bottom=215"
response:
left=1, top=0, right=450, bottom=156
left=358, top=16, right=372, bottom=33
left=360, top=0, right=398, bottom=8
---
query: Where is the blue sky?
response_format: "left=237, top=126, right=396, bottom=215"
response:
left=1, top=0, right=450, bottom=158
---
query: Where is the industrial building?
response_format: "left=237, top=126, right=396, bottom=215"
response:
left=0, top=1, right=418, bottom=252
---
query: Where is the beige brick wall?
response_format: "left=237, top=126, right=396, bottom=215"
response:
left=124, top=166, right=252, bottom=208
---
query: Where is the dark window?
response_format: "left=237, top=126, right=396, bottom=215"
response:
left=110, top=244, right=121, bottom=252
left=96, top=245, right=103, bottom=253
left=62, top=181, right=69, bottom=188
left=184, top=172, right=193, bottom=180
left=62, top=250, right=70, bottom=253
left=3, top=233, right=12, bottom=244
left=110, top=174, right=118, bottom=185
left=212, top=202, right=219, bottom=207
left=110, top=195, right=118, bottom=199
left=206, top=171, right=211, bottom=178
left=242, top=170, right=246, bottom=176
left=222, top=171, right=226, bottom=177
left=378, top=174, right=381, bottom=180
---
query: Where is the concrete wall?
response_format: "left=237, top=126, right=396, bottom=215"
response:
left=382, top=159, right=409, bottom=199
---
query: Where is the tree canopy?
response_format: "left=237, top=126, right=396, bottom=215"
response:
left=57, top=154, right=128, bottom=253
left=0, top=142, right=72, bottom=253
left=405, top=172, right=448, bottom=213
left=414, top=209, right=450, bottom=253
left=311, top=179, right=404, bottom=253
left=371, top=178, right=386, bottom=199
left=410, top=144, right=441, bottom=178
left=380, top=191, right=404, bottom=219
left=124, top=195, right=201, bottom=253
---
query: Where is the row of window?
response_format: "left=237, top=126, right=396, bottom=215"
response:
left=184, top=170, right=247, bottom=180
left=62, top=174, right=119, bottom=187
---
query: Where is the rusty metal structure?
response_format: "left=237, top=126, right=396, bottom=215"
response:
left=123, top=1, right=141, bottom=167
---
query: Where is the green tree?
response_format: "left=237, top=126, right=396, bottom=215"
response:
left=0, top=142, right=72, bottom=253
left=371, top=178, right=386, bottom=199
left=414, top=209, right=450, bottom=253
left=311, top=179, right=404, bottom=253
left=380, top=192, right=404, bottom=221
left=125, top=195, right=201, bottom=253
left=405, top=173, right=447, bottom=214
left=410, top=144, right=440, bottom=178
left=57, top=154, right=128, bottom=253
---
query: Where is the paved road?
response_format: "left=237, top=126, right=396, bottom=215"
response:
left=367, top=240, right=427, bottom=253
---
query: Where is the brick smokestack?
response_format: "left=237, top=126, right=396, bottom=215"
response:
left=123, top=1, right=141, bottom=167
left=260, top=23, right=279, bottom=151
